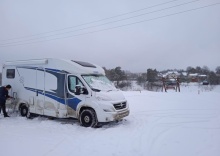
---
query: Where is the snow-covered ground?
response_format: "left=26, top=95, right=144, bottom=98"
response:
left=0, top=85, right=220, bottom=156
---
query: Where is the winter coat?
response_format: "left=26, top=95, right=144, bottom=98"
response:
left=0, top=86, right=10, bottom=104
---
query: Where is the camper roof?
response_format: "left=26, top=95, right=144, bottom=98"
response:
left=4, top=58, right=105, bottom=75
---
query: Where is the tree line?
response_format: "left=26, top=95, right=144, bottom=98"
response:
left=103, top=65, right=220, bottom=89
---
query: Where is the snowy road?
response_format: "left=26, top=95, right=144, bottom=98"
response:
left=0, top=88, right=220, bottom=156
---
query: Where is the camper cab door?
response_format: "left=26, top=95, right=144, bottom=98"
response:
left=66, top=75, right=87, bottom=117
left=35, top=68, right=45, bottom=115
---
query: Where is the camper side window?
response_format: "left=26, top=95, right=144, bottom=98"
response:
left=68, top=76, right=84, bottom=93
left=6, top=69, right=15, bottom=79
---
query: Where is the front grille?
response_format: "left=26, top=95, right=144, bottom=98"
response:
left=113, top=102, right=127, bottom=110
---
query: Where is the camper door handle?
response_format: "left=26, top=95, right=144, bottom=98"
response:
left=66, top=92, right=69, bottom=98
left=36, top=90, right=38, bottom=96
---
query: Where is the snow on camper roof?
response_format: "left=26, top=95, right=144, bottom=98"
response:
left=72, top=60, right=96, bottom=68
left=5, top=59, right=48, bottom=66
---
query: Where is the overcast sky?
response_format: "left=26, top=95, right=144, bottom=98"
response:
left=0, top=0, right=220, bottom=72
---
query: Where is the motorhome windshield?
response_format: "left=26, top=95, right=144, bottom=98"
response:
left=82, top=75, right=117, bottom=91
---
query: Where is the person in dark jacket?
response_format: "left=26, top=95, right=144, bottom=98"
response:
left=0, top=85, right=12, bottom=117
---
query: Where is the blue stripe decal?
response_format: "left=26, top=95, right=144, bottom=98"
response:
left=44, top=92, right=65, bottom=104
left=17, top=66, right=38, bottom=70
left=24, top=87, right=81, bottom=110
left=67, top=98, right=81, bottom=110
left=17, top=66, right=62, bottom=73
left=45, top=68, right=62, bottom=73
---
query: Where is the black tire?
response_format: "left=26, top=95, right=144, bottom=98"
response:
left=20, top=105, right=28, bottom=117
left=79, top=109, right=97, bottom=127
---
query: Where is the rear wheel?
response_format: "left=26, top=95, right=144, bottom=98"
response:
left=20, top=105, right=28, bottom=117
left=79, top=109, right=97, bottom=127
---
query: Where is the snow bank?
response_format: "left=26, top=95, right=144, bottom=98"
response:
left=0, top=86, right=220, bottom=156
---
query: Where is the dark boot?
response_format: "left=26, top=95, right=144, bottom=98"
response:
left=4, top=114, right=10, bottom=117
left=2, top=104, right=9, bottom=117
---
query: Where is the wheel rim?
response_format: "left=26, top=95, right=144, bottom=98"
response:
left=22, top=109, right=27, bottom=115
left=84, top=115, right=90, bottom=123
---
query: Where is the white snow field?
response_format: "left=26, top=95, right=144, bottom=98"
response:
left=0, top=85, right=220, bottom=156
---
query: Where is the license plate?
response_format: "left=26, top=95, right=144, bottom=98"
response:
left=116, top=110, right=129, bottom=119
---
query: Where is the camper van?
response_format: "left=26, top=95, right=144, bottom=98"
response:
left=2, top=58, right=129, bottom=127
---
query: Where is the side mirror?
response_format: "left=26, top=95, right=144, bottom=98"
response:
left=75, top=85, right=81, bottom=95
left=75, top=85, right=88, bottom=95
left=82, top=87, right=88, bottom=95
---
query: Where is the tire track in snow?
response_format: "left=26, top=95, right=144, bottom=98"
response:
left=129, top=108, right=220, bottom=156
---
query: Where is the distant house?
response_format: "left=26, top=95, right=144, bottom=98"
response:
left=188, top=73, right=208, bottom=83
left=188, top=73, right=199, bottom=82
left=163, top=71, right=180, bottom=79
left=181, top=72, right=187, bottom=77
left=198, top=75, right=208, bottom=83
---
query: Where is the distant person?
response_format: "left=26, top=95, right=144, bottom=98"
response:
left=0, top=85, right=12, bottom=117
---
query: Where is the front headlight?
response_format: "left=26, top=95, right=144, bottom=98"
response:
left=103, top=108, right=114, bottom=112
left=98, top=102, right=115, bottom=112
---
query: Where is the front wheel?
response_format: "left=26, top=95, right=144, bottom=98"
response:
left=79, top=109, right=97, bottom=127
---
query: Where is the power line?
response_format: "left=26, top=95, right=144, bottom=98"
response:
left=0, top=2, right=219, bottom=48
left=0, top=0, right=192, bottom=42
left=0, top=0, right=205, bottom=46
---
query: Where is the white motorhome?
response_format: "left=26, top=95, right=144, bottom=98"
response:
left=2, top=58, right=129, bottom=127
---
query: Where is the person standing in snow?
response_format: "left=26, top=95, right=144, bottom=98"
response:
left=0, top=85, right=12, bottom=117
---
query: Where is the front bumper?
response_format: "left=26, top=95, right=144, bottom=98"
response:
left=114, top=109, right=130, bottom=120
left=97, top=108, right=130, bottom=122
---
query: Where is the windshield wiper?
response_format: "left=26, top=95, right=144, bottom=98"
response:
left=91, top=88, right=101, bottom=92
